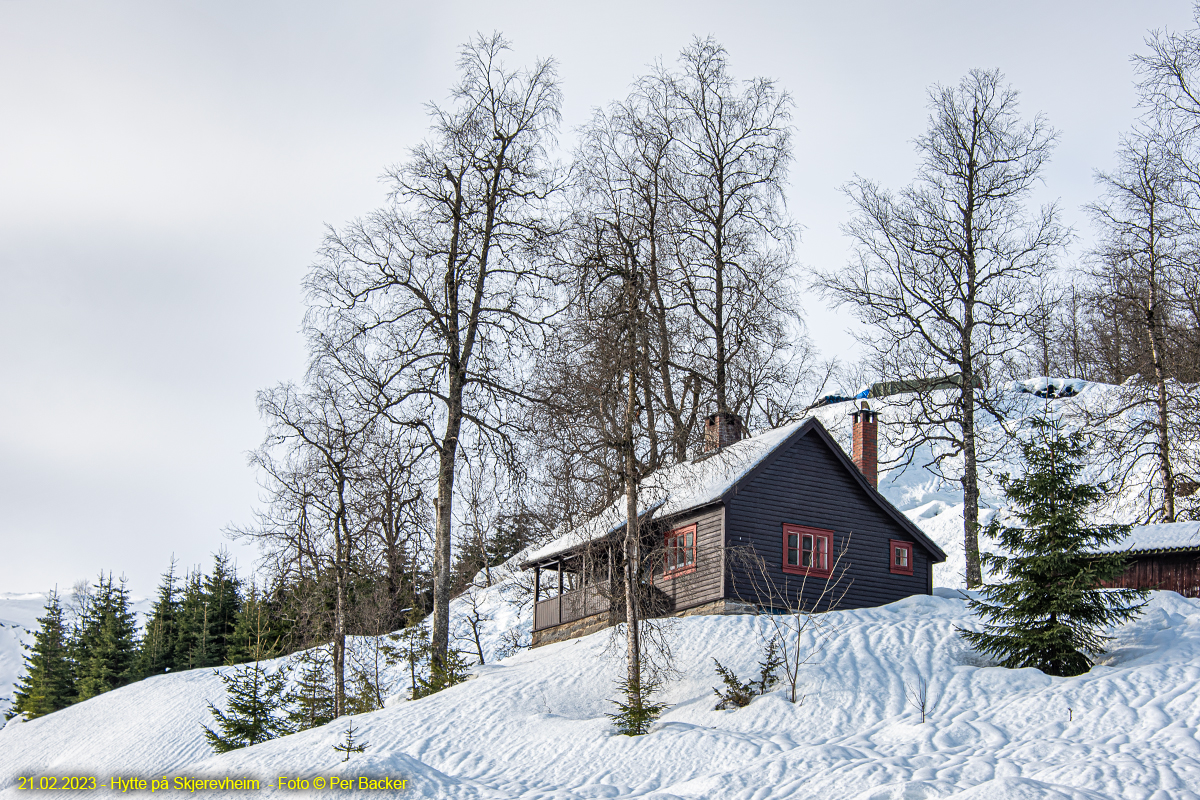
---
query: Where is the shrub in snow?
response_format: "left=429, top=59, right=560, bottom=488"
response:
left=728, top=546, right=849, bottom=703
left=712, top=638, right=783, bottom=710
left=961, top=416, right=1148, bottom=676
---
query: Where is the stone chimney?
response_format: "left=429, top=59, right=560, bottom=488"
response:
left=704, top=411, right=744, bottom=452
left=851, top=401, right=878, bottom=489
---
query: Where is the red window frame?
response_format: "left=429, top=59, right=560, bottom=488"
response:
left=889, top=539, right=914, bottom=575
left=664, top=524, right=697, bottom=578
left=782, top=524, right=833, bottom=577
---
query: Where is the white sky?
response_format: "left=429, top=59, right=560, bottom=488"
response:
left=1, top=0, right=1193, bottom=597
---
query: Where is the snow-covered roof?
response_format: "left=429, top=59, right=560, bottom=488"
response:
left=521, top=416, right=947, bottom=568
left=1094, top=522, right=1200, bottom=554
left=522, top=417, right=814, bottom=566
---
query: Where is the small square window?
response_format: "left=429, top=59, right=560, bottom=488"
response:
left=889, top=540, right=914, bottom=576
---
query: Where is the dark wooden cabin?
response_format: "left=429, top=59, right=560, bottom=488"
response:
left=522, top=406, right=948, bottom=647
left=1099, top=522, right=1200, bottom=598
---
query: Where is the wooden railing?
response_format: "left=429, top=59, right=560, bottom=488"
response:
left=533, top=580, right=611, bottom=631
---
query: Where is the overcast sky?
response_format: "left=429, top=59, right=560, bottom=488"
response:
left=1, top=0, right=1194, bottom=597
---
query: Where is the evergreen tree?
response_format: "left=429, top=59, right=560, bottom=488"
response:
left=225, top=583, right=284, bottom=666
left=411, top=648, right=471, bottom=699
left=608, top=675, right=668, bottom=736
left=174, top=568, right=213, bottom=670
left=961, top=416, right=1148, bottom=676
left=74, top=574, right=139, bottom=701
left=138, top=559, right=181, bottom=677
left=203, top=550, right=242, bottom=667
left=344, top=668, right=382, bottom=715
left=202, top=662, right=293, bottom=753
left=332, top=717, right=368, bottom=761
left=10, top=591, right=76, bottom=719
left=286, top=648, right=335, bottom=731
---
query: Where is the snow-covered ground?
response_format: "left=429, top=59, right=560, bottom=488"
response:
left=4, top=378, right=1198, bottom=798
left=3, top=590, right=1199, bottom=799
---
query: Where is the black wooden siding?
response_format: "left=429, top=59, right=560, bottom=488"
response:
left=650, top=505, right=725, bottom=612
left=724, top=428, right=933, bottom=611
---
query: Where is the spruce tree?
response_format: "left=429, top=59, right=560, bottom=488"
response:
left=961, top=416, right=1148, bottom=677
left=286, top=648, right=335, bottom=731
left=202, top=662, right=293, bottom=753
left=225, top=583, right=286, bottom=666
left=174, top=568, right=212, bottom=670
left=74, top=574, right=139, bottom=701
left=203, top=550, right=242, bottom=667
left=138, top=559, right=181, bottom=677
left=11, top=591, right=76, bottom=719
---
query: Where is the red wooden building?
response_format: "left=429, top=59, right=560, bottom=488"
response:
left=1099, top=522, right=1200, bottom=598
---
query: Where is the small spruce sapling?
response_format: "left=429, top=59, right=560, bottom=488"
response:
left=608, top=675, right=668, bottom=736
left=712, top=638, right=783, bottom=710
left=203, top=662, right=293, bottom=753
left=332, top=717, right=369, bottom=761
left=960, top=416, right=1148, bottom=677
left=286, top=648, right=335, bottom=731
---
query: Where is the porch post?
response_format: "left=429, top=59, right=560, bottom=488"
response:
left=557, top=559, right=564, bottom=625
left=534, top=565, right=541, bottom=604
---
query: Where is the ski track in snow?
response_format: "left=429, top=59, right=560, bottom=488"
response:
left=2, top=592, right=1199, bottom=799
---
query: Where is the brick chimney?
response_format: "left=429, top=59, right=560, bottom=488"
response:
left=851, top=401, right=878, bottom=489
left=704, top=411, right=744, bottom=452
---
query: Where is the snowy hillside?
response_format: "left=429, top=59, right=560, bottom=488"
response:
left=808, top=377, right=1171, bottom=588
left=3, top=590, right=1199, bottom=799
left=4, top=378, right=1198, bottom=798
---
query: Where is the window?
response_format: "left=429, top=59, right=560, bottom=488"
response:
left=889, top=540, right=913, bottom=575
left=782, top=524, right=833, bottom=577
left=664, top=524, right=697, bottom=578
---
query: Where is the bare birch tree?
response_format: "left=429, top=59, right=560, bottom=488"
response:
left=816, top=69, right=1068, bottom=587
left=1086, top=130, right=1196, bottom=521
left=660, top=38, right=804, bottom=424
left=240, top=375, right=374, bottom=718
left=307, top=33, right=563, bottom=671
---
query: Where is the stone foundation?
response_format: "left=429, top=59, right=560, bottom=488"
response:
left=531, top=610, right=613, bottom=647
left=672, top=598, right=758, bottom=618
left=532, top=599, right=759, bottom=647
